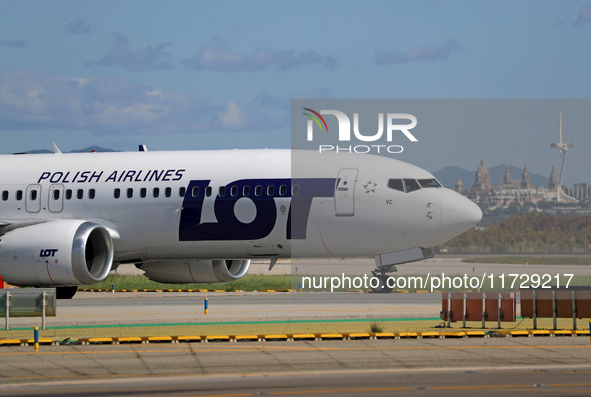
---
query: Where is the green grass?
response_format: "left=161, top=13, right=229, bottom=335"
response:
left=84, top=271, right=591, bottom=294
left=85, top=273, right=292, bottom=292
left=461, top=256, right=591, bottom=266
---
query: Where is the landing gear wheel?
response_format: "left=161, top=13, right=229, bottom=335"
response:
left=56, top=286, right=78, bottom=299
left=370, top=275, right=393, bottom=294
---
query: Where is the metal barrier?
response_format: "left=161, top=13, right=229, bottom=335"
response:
left=520, top=287, right=591, bottom=330
left=0, top=289, right=56, bottom=330
left=440, top=292, right=516, bottom=328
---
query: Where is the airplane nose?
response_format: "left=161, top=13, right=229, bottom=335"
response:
left=440, top=189, right=482, bottom=239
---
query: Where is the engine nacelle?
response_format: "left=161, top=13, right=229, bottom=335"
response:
left=0, top=220, right=114, bottom=286
left=138, top=259, right=250, bottom=284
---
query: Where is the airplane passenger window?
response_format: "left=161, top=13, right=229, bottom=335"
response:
left=77, top=189, right=84, bottom=199
left=255, top=185, right=262, bottom=196
left=165, top=187, right=172, bottom=198
left=218, top=186, right=226, bottom=197
left=205, top=186, right=212, bottom=197
left=179, top=187, right=186, bottom=197
left=65, top=189, right=72, bottom=200
left=16, top=190, right=23, bottom=201
left=267, top=185, right=275, bottom=196
left=52, top=190, right=60, bottom=200
left=140, top=188, right=147, bottom=198
left=88, top=189, right=96, bottom=199
left=114, top=188, right=120, bottom=199
left=230, top=185, right=238, bottom=197
left=2, top=191, right=8, bottom=201
left=243, top=186, right=250, bottom=196
left=127, top=188, right=133, bottom=199
left=30, top=190, right=37, bottom=201
left=292, top=185, right=300, bottom=196
left=403, top=179, right=421, bottom=193
left=418, top=179, right=442, bottom=188
left=153, top=187, right=160, bottom=198
left=192, top=186, right=200, bottom=197
left=387, top=179, right=404, bottom=192
left=279, top=185, right=287, bottom=196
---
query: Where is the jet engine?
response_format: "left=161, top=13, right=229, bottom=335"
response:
left=137, top=259, right=250, bottom=283
left=0, top=220, right=114, bottom=286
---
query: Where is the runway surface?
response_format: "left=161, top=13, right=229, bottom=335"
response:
left=8, top=258, right=591, bottom=329
left=1, top=257, right=590, bottom=395
left=1, top=338, right=591, bottom=396
left=7, top=291, right=441, bottom=328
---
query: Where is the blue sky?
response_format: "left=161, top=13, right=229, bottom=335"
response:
left=0, top=1, right=590, bottom=184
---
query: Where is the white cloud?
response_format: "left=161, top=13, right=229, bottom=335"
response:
left=65, top=17, right=95, bottom=35
left=0, top=70, right=287, bottom=135
left=0, top=39, right=26, bottom=48
left=87, top=34, right=175, bottom=72
left=217, top=101, right=249, bottom=129
left=375, top=39, right=463, bottom=65
left=182, top=41, right=338, bottom=72
left=572, top=4, right=591, bottom=28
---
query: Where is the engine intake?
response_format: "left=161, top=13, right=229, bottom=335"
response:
left=138, top=259, right=250, bottom=284
left=0, top=220, right=114, bottom=286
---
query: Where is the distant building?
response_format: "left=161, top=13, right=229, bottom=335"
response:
left=471, top=160, right=493, bottom=193
left=573, top=183, right=589, bottom=201
left=548, top=165, right=558, bottom=191
left=503, top=165, right=513, bottom=185
left=455, top=177, right=464, bottom=194
left=500, top=165, right=520, bottom=189
left=465, top=161, right=568, bottom=207
left=520, top=165, right=531, bottom=189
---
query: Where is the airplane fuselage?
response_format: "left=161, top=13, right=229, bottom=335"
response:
left=0, top=149, right=481, bottom=288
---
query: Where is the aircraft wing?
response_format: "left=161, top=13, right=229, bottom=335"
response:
left=0, top=219, right=48, bottom=236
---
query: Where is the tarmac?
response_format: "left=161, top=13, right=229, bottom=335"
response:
left=0, top=257, right=590, bottom=396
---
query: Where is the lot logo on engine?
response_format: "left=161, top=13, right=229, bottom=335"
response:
left=40, top=249, right=58, bottom=257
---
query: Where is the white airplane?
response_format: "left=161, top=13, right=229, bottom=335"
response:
left=0, top=147, right=481, bottom=297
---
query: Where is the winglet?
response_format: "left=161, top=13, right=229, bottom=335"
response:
left=139, top=145, right=148, bottom=152
left=52, top=142, right=62, bottom=154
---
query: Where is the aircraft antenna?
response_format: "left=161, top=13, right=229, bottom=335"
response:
left=52, top=142, right=62, bottom=154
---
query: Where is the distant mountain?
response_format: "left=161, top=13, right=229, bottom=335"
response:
left=433, top=166, right=474, bottom=189
left=434, top=165, right=549, bottom=189
left=23, top=146, right=119, bottom=154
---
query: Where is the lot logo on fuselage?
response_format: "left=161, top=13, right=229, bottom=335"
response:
left=179, top=178, right=335, bottom=241
left=303, top=108, right=418, bottom=154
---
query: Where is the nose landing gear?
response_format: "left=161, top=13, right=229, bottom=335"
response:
left=370, top=268, right=396, bottom=294
left=370, top=247, right=433, bottom=293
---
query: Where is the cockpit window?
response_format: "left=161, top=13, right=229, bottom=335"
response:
left=387, top=179, right=404, bottom=192
left=418, top=178, right=442, bottom=188
left=403, top=179, right=421, bottom=193
left=388, top=178, right=424, bottom=193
